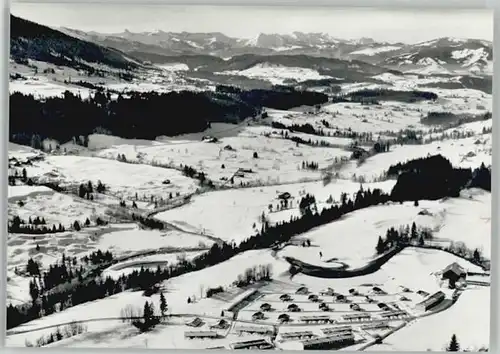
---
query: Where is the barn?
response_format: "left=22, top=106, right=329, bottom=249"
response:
left=230, top=339, right=274, bottom=350
left=441, top=262, right=467, bottom=288
left=302, top=333, right=355, bottom=350
left=415, top=291, right=445, bottom=312
left=300, top=315, right=331, bottom=324
left=184, top=331, right=218, bottom=339
left=281, top=331, right=316, bottom=341
left=343, top=313, right=371, bottom=322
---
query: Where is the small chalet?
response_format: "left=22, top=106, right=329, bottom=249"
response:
left=186, top=317, right=204, bottom=328
left=202, top=136, right=218, bottom=143
left=278, top=192, right=292, bottom=200
left=278, top=313, right=290, bottom=323
left=320, top=288, right=335, bottom=296
left=280, top=294, right=292, bottom=302
left=252, top=311, right=265, bottom=321
left=287, top=303, right=301, bottom=312
left=210, top=319, right=230, bottom=330
left=260, top=303, right=272, bottom=312
left=319, top=302, right=329, bottom=310
left=441, top=262, right=467, bottom=288
left=296, top=286, right=309, bottom=295
left=308, top=294, right=320, bottom=302
left=372, top=286, right=386, bottom=295
left=349, top=303, right=361, bottom=311
left=335, top=294, right=347, bottom=302
left=377, top=303, right=390, bottom=311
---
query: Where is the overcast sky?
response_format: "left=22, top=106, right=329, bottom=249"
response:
left=11, top=3, right=493, bottom=43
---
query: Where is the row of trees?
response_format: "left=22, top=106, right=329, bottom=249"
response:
left=375, top=222, right=432, bottom=254
left=9, top=215, right=66, bottom=234
left=25, top=322, right=87, bottom=347
left=78, top=180, right=106, bottom=199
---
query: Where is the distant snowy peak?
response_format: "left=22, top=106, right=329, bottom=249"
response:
left=450, top=47, right=491, bottom=68
left=407, top=62, right=452, bottom=75
left=349, top=45, right=402, bottom=56
left=384, top=38, right=492, bottom=76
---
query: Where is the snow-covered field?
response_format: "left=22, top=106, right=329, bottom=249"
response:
left=95, top=131, right=351, bottom=187
left=156, top=179, right=395, bottom=243
left=19, top=155, right=199, bottom=202
left=217, top=63, right=334, bottom=85
left=278, top=188, right=490, bottom=268
left=370, top=287, right=490, bottom=351
left=7, top=49, right=492, bottom=350
left=8, top=185, right=109, bottom=227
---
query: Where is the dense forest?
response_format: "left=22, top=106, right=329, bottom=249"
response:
left=10, top=86, right=328, bottom=145
left=389, top=155, right=491, bottom=201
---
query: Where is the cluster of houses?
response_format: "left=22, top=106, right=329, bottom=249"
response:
left=184, top=278, right=457, bottom=348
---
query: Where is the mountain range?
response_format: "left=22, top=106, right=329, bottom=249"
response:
left=10, top=14, right=493, bottom=79
left=59, top=26, right=492, bottom=75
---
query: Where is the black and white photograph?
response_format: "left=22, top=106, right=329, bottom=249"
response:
left=5, top=2, right=492, bottom=351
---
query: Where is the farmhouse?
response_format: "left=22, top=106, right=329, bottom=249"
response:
left=441, top=262, right=467, bottom=288
left=416, top=291, right=445, bottom=312
left=281, top=331, right=316, bottom=341
left=302, top=333, right=355, bottom=350
left=230, top=339, right=274, bottom=350
left=343, top=313, right=371, bottom=322
left=300, top=315, right=331, bottom=324
left=184, top=331, right=218, bottom=339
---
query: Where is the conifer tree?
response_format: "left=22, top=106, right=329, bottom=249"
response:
left=160, top=292, right=167, bottom=318
left=447, top=334, right=460, bottom=351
